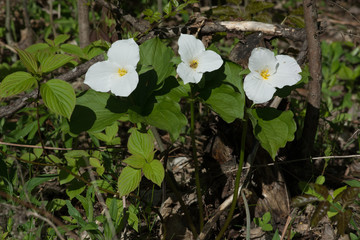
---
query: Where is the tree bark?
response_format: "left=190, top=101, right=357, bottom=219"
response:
left=5, top=0, right=14, bottom=45
left=78, top=0, right=90, bottom=48
left=301, top=0, right=322, bottom=157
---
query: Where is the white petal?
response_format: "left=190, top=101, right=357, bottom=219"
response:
left=84, top=61, right=118, bottom=92
left=244, top=73, right=276, bottom=104
left=196, top=50, right=223, bottom=73
left=248, top=47, right=278, bottom=74
left=109, top=66, right=139, bottom=97
left=178, top=34, right=205, bottom=63
left=177, top=62, right=203, bottom=84
left=107, top=39, right=140, bottom=67
left=268, top=55, right=302, bottom=88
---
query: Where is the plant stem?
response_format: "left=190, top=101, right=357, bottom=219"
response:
left=190, top=89, right=204, bottom=232
left=215, top=117, right=248, bottom=240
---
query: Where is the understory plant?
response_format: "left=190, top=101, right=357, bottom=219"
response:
left=0, top=0, right=359, bottom=239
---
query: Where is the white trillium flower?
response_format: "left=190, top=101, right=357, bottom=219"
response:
left=176, top=34, right=223, bottom=84
left=84, top=39, right=140, bottom=97
left=244, top=47, right=302, bottom=104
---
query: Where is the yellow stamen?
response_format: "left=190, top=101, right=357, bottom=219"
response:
left=190, top=60, right=198, bottom=69
left=260, top=69, right=270, bottom=80
left=118, top=68, right=127, bottom=77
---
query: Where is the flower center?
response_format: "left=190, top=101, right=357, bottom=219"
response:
left=118, top=68, right=127, bottom=77
left=260, top=69, right=270, bottom=80
left=190, top=60, right=198, bottom=69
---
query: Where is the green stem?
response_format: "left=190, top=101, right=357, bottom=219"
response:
left=190, top=90, right=204, bottom=232
left=215, top=117, right=248, bottom=240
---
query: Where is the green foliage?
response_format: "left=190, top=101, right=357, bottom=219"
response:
left=118, top=129, right=164, bottom=196
left=140, top=37, right=175, bottom=83
left=292, top=179, right=360, bottom=235
left=254, top=212, right=273, bottom=231
left=40, top=79, right=76, bottom=119
left=118, top=166, right=142, bottom=197
left=249, top=107, right=296, bottom=159
left=0, top=72, right=37, bottom=98
left=2, top=2, right=359, bottom=238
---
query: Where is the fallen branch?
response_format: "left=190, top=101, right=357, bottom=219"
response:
left=139, top=20, right=305, bottom=43
left=0, top=19, right=305, bottom=119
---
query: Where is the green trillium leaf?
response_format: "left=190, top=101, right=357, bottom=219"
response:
left=249, top=107, right=296, bottom=159
left=140, top=37, right=175, bottom=83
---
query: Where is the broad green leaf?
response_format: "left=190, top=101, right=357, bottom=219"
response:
left=262, top=212, right=271, bottom=223
left=200, top=61, right=245, bottom=122
left=333, top=186, right=347, bottom=199
left=89, top=157, right=105, bottom=176
left=315, top=175, right=325, bottom=185
left=272, top=230, right=281, bottom=240
left=145, top=99, right=187, bottom=141
left=92, top=179, right=114, bottom=193
left=128, top=204, right=139, bottom=232
left=69, top=90, right=126, bottom=134
left=106, top=198, right=123, bottom=221
left=40, top=54, right=73, bottom=73
left=66, top=179, right=86, bottom=200
left=76, top=195, right=92, bottom=221
left=24, top=174, right=57, bottom=193
left=20, top=153, right=36, bottom=161
left=345, top=180, right=360, bottom=187
left=26, top=43, right=50, bottom=54
left=223, top=61, right=245, bottom=93
left=262, top=223, right=273, bottom=231
left=59, top=167, right=76, bottom=185
left=249, top=108, right=296, bottom=159
left=40, top=79, right=76, bottom=119
left=118, top=166, right=142, bottom=197
left=163, top=1, right=172, bottom=14
left=33, top=144, right=43, bottom=158
left=47, top=198, right=66, bottom=212
left=91, top=132, right=109, bottom=143
left=123, top=154, right=147, bottom=169
left=66, top=200, right=86, bottom=225
left=335, top=187, right=360, bottom=207
left=142, top=159, right=164, bottom=187
left=140, top=37, right=174, bottom=83
left=0, top=71, right=37, bottom=98
left=54, top=34, right=70, bottom=46
left=310, top=201, right=329, bottom=227
left=127, top=130, right=154, bottom=161
left=16, top=48, right=38, bottom=74
left=335, top=209, right=352, bottom=235
left=204, top=84, right=244, bottom=122
left=61, top=44, right=87, bottom=59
